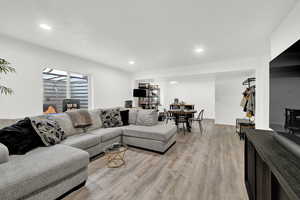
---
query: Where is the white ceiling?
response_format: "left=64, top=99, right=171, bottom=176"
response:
left=0, top=0, right=297, bottom=72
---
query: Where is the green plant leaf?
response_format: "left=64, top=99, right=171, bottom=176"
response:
left=0, top=85, right=13, bottom=95
left=0, top=65, right=16, bottom=74
left=0, top=58, right=15, bottom=95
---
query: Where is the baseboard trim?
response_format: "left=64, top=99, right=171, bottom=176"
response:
left=127, top=141, right=176, bottom=155
left=56, top=181, right=86, bottom=200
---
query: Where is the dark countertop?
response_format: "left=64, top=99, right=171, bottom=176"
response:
left=246, top=129, right=300, bottom=200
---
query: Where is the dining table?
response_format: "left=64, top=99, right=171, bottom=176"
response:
left=168, top=109, right=197, bottom=132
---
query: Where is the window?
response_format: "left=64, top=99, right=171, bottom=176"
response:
left=43, top=68, right=89, bottom=113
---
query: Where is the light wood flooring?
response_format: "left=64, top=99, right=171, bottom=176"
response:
left=63, top=120, right=249, bottom=200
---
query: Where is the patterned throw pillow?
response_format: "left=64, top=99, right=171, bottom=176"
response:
left=30, top=118, right=66, bottom=146
left=100, top=108, right=123, bottom=128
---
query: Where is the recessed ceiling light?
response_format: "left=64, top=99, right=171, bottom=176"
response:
left=194, top=47, right=204, bottom=53
left=39, top=24, right=52, bottom=30
left=128, top=60, right=135, bottom=65
left=169, top=81, right=178, bottom=85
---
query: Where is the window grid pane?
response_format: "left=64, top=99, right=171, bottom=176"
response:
left=43, top=69, right=89, bottom=113
left=70, top=74, right=89, bottom=109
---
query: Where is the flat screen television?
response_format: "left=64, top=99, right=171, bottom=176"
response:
left=270, top=39, right=300, bottom=136
left=133, top=89, right=146, bottom=97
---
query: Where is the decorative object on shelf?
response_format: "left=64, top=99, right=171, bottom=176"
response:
left=124, top=100, right=133, bottom=108
left=62, top=99, right=80, bottom=112
left=0, top=58, right=16, bottom=95
left=174, top=98, right=179, bottom=104
left=43, top=104, right=58, bottom=114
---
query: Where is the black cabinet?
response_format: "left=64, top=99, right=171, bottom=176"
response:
left=245, top=138, right=256, bottom=200
left=245, top=129, right=300, bottom=200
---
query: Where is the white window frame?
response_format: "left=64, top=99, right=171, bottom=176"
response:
left=42, top=68, right=92, bottom=111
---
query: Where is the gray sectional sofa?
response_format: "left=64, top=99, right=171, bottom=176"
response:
left=0, top=108, right=177, bottom=200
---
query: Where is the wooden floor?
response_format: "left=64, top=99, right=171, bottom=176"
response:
left=63, top=120, right=249, bottom=200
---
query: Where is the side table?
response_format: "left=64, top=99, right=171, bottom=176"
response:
left=236, top=118, right=255, bottom=140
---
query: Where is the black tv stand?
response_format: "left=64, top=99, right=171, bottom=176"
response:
left=245, top=129, right=300, bottom=200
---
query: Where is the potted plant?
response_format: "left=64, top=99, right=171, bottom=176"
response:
left=0, top=58, right=15, bottom=95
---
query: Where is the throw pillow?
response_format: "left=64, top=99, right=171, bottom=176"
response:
left=100, top=108, right=123, bottom=128
left=136, top=109, right=159, bottom=126
left=30, top=118, right=66, bottom=146
left=86, top=109, right=103, bottom=131
left=48, top=113, right=84, bottom=137
left=66, top=109, right=92, bottom=128
left=120, top=109, right=129, bottom=126
left=129, top=108, right=139, bottom=124
left=0, top=118, right=44, bottom=155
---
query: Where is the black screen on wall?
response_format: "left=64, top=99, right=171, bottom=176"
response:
left=270, top=39, right=300, bottom=133
left=133, top=89, right=146, bottom=97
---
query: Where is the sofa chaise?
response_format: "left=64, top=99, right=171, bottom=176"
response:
left=0, top=108, right=177, bottom=200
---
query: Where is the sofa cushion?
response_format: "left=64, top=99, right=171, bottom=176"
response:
left=86, top=109, right=102, bottom=131
left=0, top=143, right=9, bottom=164
left=89, top=127, right=122, bottom=142
left=129, top=108, right=139, bottom=125
left=66, top=109, right=92, bottom=128
left=100, top=108, right=123, bottom=128
left=122, top=123, right=177, bottom=142
left=61, top=133, right=100, bottom=150
left=136, top=109, right=158, bottom=126
left=0, top=144, right=89, bottom=200
left=48, top=114, right=84, bottom=137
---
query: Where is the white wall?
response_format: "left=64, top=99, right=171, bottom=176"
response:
left=255, top=55, right=270, bottom=129
left=0, top=35, right=133, bottom=118
left=215, top=73, right=255, bottom=125
left=163, top=77, right=215, bottom=119
left=138, top=71, right=256, bottom=124
left=134, top=56, right=270, bottom=126
left=271, top=1, right=300, bottom=60
left=257, top=0, right=300, bottom=129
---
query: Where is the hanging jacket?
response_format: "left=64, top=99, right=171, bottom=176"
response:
left=240, top=86, right=255, bottom=117
left=240, top=97, right=247, bottom=109
left=247, top=86, right=255, bottom=115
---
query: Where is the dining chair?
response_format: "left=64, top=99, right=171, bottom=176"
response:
left=164, top=109, right=176, bottom=124
left=189, top=109, right=204, bottom=134
left=177, top=113, right=187, bottom=134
